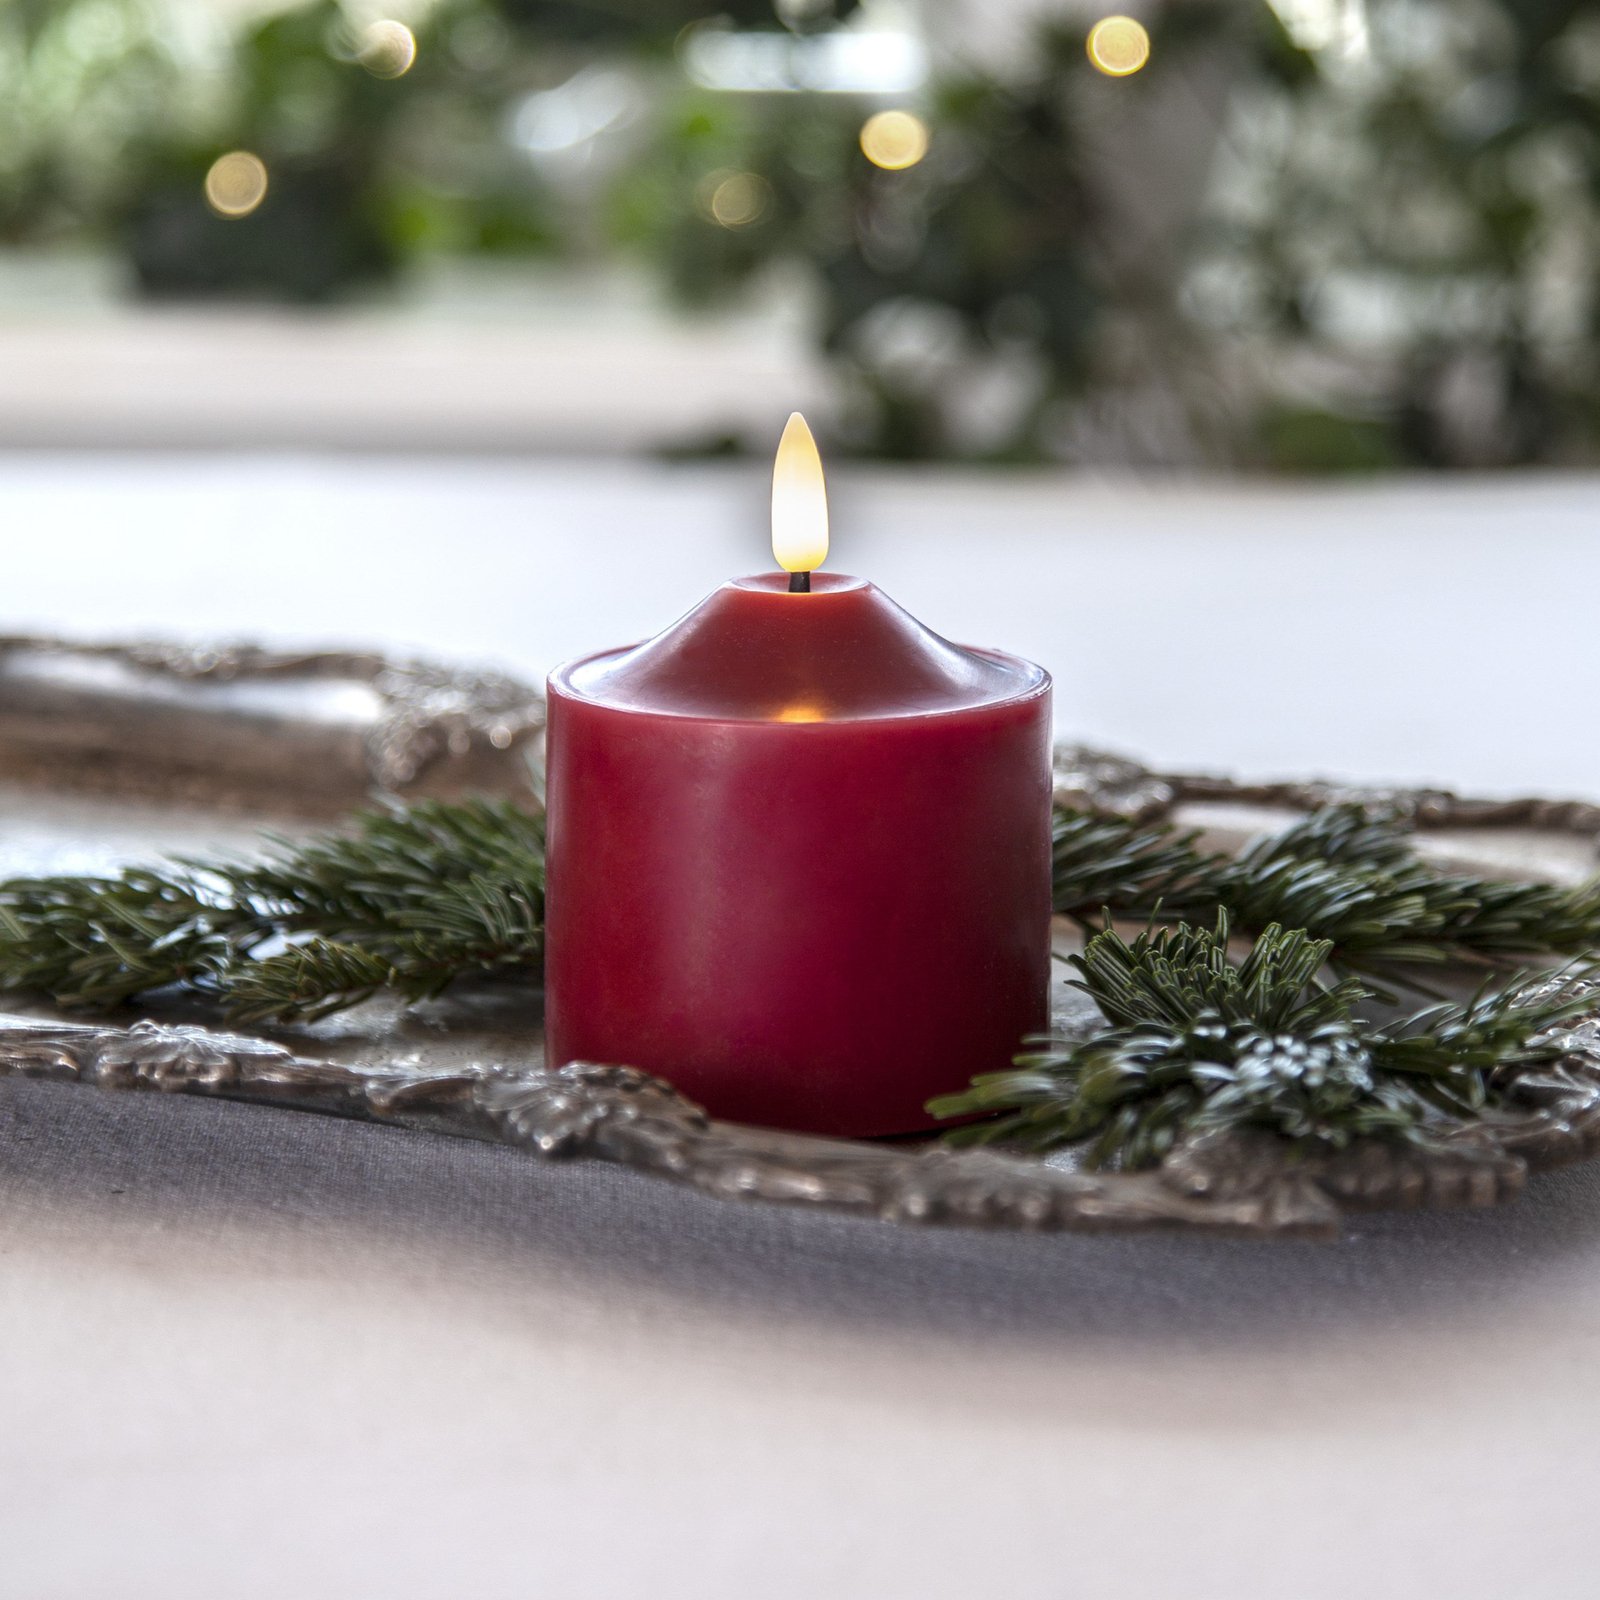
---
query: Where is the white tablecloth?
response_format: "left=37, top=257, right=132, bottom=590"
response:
left=2, top=458, right=1598, bottom=1600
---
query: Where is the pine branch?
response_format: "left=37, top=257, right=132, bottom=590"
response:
left=930, top=917, right=1596, bottom=1167
left=1369, top=977, right=1589, bottom=1102
left=1071, top=911, right=1365, bottom=1033
left=1054, top=804, right=1600, bottom=979
left=232, top=798, right=544, bottom=954
left=0, top=798, right=544, bottom=1021
left=1435, top=878, right=1600, bottom=964
left=1215, top=809, right=1600, bottom=976
left=1205, top=810, right=1477, bottom=971
left=1052, top=811, right=1213, bottom=920
left=221, top=939, right=401, bottom=1024
left=0, top=868, right=265, bottom=1009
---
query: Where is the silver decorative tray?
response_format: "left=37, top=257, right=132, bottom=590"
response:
left=2, top=636, right=1598, bottom=1240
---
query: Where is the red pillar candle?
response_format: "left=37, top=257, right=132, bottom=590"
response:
left=544, top=418, right=1052, bottom=1136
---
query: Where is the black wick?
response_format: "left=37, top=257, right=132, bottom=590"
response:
left=788, top=571, right=811, bottom=593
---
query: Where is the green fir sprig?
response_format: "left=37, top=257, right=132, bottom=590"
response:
left=1052, top=805, right=1600, bottom=978
left=0, top=798, right=543, bottom=1023
left=1050, top=810, right=1211, bottom=930
left=930, top=915, right=1595, bottom=1167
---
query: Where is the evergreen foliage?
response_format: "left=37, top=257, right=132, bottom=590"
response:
left=1, top=793, right=1595, bottom=1167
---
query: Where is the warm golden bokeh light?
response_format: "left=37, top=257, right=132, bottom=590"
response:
left=360, top=19, right=418, bottom=79
left=1086, top=15, right=1151, bottom=76
left=859, top=109, right=929, bottom=171
left=775, top=704, right=827, bottom=723
left=707, top=171, right=771, bottom=228
left=771, top=412, right=829, bottom=576
left=204, top=151, right=269, bottom=219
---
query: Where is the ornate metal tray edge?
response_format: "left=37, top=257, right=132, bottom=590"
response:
left=0, top=634, right=545, bottom=812
left=3, top=639, right=1600, bottom=1239
left=6, top=989, right=1600, bottom=1240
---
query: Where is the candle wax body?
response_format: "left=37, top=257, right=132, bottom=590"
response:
left=544, top=572, right=1052, bottom=1137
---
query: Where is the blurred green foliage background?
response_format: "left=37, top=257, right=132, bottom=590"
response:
left=1, top=0, right=1596, bottom=468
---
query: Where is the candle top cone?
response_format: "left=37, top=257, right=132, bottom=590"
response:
left=556, top=573, right=1045, bottom=723
left=556, top=413, right=1044, bottom=725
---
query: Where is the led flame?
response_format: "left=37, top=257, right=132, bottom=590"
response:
left=771, top=412, right=829, bottom=576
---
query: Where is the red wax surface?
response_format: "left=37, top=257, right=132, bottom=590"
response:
left=544, top=572, right=1052, bottom=1137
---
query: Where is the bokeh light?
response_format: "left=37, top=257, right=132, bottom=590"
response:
left=359, top=19, right=418, bottom=79
left=203, top=151, right=269, bottom=219
left=1086, top=16, right=1151, bottom=77
left=701, top=170, right=771, bottom=229
left=859, top=109, right=929, bottom=171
